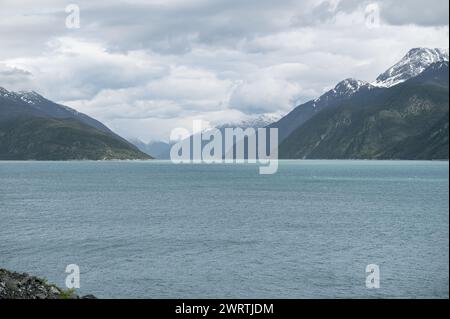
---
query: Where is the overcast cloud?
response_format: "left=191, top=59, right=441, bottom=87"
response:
left=0, top=0, right=448, bottom=141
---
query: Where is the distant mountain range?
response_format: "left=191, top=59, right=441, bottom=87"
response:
left=0, top=89, right=150, bottom=160
left=130, top=139, right=170, bottom=159
left=273, top=48, right=449, bottom=160
left=140, top=47, right=449, bottom=161
left=217, top=113, right=283, bottom=130
left=132, top=113, right=283, bottom=159
left=1, top=47, right=448, bottom=161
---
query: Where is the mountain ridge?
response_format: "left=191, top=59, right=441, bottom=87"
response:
left=373, top=47, right=449, bottom=88
left=0, top=87, right=151, bottom=160
left=279, top=61, right=449, bottom=160
left=270, top=47, right=449, bottom=145
left=1, top=88, right=112, bottom=134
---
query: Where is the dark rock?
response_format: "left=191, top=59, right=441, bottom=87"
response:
left=0, top=268, right=96, bottom=299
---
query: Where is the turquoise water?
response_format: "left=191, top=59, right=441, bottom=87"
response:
left=0, top=160, right=448, bottom=298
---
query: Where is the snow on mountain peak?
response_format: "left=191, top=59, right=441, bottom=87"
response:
left=218, top=113, right=284, bottom=129
left=0, top=87, right=17, bottom=99
left=373, top=48, right=449, bottom=88
left=0, top=87, right=47, bottom=105
left=310, top=78, right=373, bottom=108
left=16, top=91, right=45, bottom=105
left=334, top=78, right=371, bottom=95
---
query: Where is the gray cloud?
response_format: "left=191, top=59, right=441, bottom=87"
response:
left=378, top=0, right=449, bottom=26
left=337, top=0, right=449, bottom=26
left=0, top=0, right=448, bottom=141
left=0, top=64, right=33, bottom=90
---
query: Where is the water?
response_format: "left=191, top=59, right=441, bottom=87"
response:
left=0, top=160, right=448, bottom=299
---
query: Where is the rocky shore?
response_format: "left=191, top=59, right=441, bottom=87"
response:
left=0, top=269, right=96, bottom=299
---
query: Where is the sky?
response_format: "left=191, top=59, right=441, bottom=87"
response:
left=0, top=0, right=449, bottom=142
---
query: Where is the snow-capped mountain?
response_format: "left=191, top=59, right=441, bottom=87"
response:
left=334, top=78, right=372, bottom=95
left=1, top=88, right=44, bottom=104
left=0, top=87, right=10, bottom=96
left=373, top=48, right=449, bottom=88
left=0, top=86, right=111, bottom=133
left=271, top=47, right=449, bottom=143
left=313, top=78, right=374, bottom=107
left=279, top=57, right=449, bottom=160
left=218, top=113, right=283, bottom=129
left=16, top=91, right=46, bottom=105
left=0, top=86, right=150, bottom=160
left=270, top=78, right=378, bottom=142
left=1, top=89, right=80, bottom=114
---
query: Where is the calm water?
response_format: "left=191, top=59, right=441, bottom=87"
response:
left=0, top=160, right=448, bottom=298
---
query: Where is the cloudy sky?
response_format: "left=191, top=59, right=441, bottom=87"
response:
left=0, top=0, right=448, bottom=142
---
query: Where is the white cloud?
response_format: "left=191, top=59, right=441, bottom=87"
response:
left=0, top=0, right=448, bottom=141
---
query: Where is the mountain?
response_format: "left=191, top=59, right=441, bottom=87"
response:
left=271, top=48, right=449, bottom=145
left=373, top=48, right=449, bottom=88
left=218, top=113, right=282, bottom=130
left=0, top=89, right=112, bottom=133
left=131, top=139, right=170, bottom=159
left=139, top=113, right=283, bottom=160
left=269, top=78, right=381, bottom=142
left=279, top=61, right=449, bottom=159
left=0, top=87, right=151, bottom=160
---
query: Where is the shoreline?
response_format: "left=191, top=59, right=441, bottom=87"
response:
left=0, top=268, right=96, bottom=299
